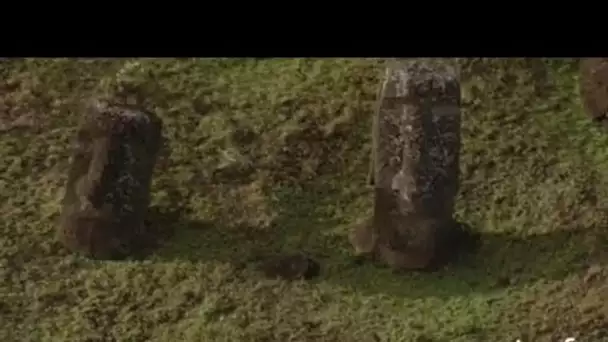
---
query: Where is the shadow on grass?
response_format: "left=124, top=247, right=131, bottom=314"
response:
left=336, top=227, right=607, bottom=299
left=144, top=57, right=601, bottom=300
left=147, top=194, right=608, bottom=300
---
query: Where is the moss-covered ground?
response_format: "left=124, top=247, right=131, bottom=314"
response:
left=1, top=58, right=607, bottom=341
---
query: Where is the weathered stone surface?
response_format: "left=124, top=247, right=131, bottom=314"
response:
left=353, top=59, right=465, bottom=270
left=580, top=58, right=608, bottom=127
left=57, top=99, right=162, bottom=259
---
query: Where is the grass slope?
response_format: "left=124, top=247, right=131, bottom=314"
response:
left=1, top=58, right=607, bottom=342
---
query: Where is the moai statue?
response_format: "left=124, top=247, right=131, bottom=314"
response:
left=57, top=99, right=163, bottom=259
left=353, top=59, right=471, bottom=271
left=580, top=58, right=608, bottom=128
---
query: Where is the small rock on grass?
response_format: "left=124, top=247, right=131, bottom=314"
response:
left=259, top=253, right=320, bottom=280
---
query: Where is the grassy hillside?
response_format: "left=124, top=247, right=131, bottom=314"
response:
left=1, top=58, right=607, bottom=342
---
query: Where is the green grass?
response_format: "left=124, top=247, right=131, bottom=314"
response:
left=1, top=58, right=607, bottom=342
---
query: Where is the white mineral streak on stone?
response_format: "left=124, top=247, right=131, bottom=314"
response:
left=90, top=100, right=150, bottom=125
left=391, top=170, right=410, bottom=201
left=116, top=107, right=150, bottom=124
left=392, top=62, right=458, bottom=107
left=89, top=100, right=108, bottom=116
left=391, top=59, right=458, bottom=91
left=79, top=197, right=93, bottom=211
left=393, top=68, right=411, bottom=98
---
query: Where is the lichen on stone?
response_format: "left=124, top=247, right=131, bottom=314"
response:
left=361, top=58, right=462, bottom=270
left=57, top=97, right=163, bottom=259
